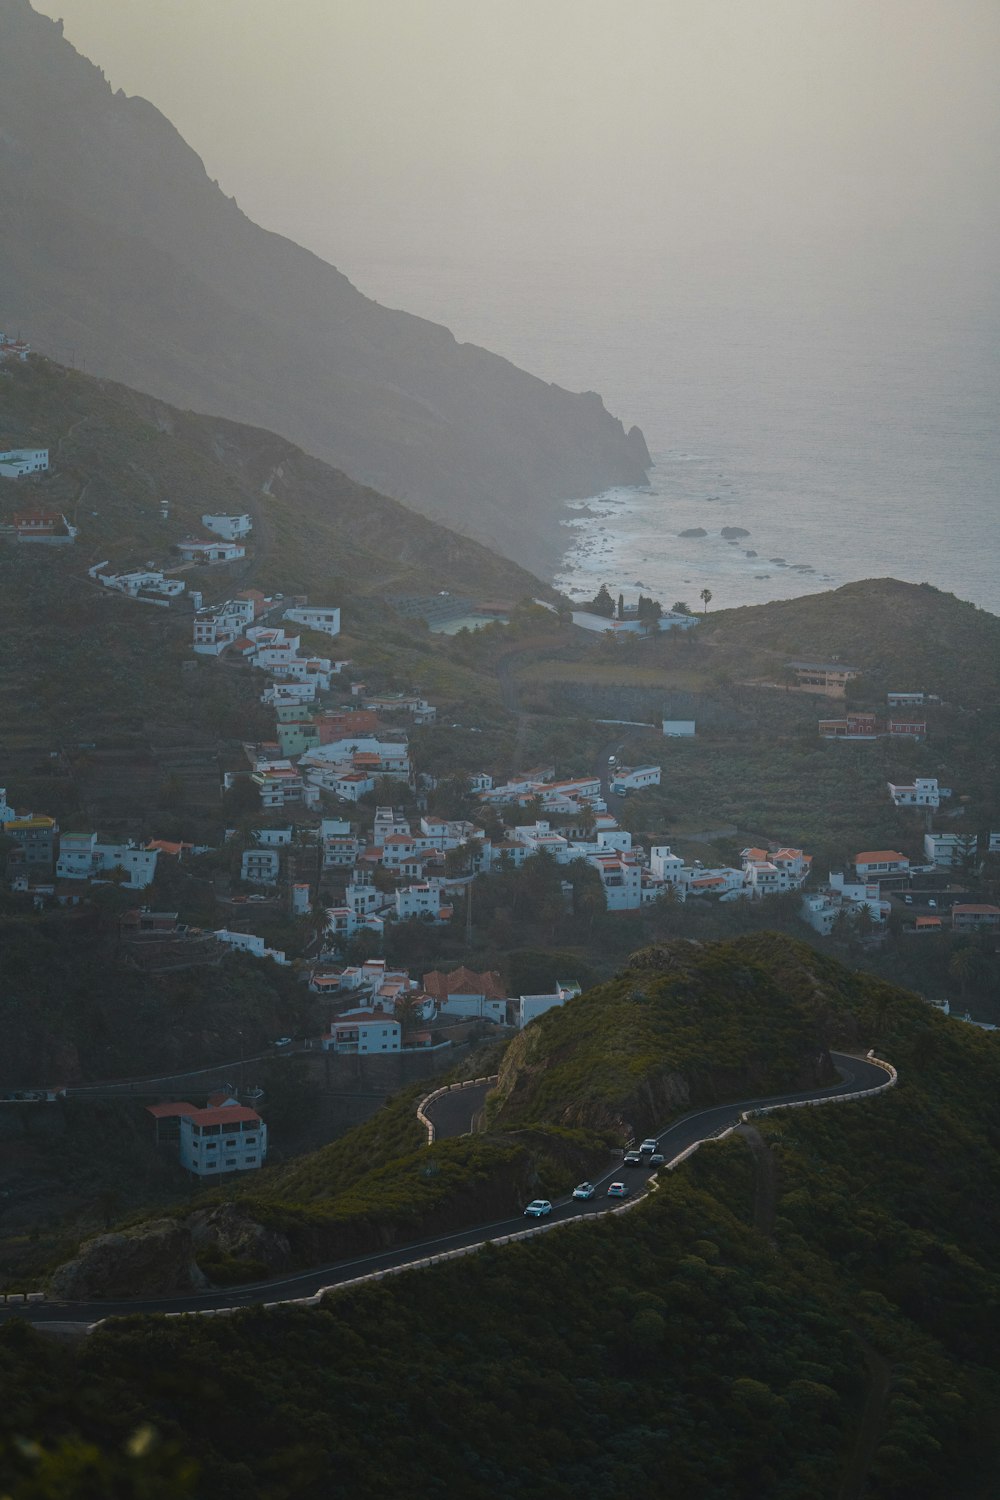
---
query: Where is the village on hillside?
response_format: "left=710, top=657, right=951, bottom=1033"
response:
left=2, top=382, right=1000, bottom=1178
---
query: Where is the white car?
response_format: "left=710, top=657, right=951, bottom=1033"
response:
left=639, top=1138, right=658, bottom=1154
left=607, top=1182, right=629, bottom=1198
left=572, top=1182, right=596, bottom=1200
left=523, top=1199, right=552, bottom=1218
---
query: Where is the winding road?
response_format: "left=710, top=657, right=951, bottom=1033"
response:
left=0, top=1053, right=893, bottom=1334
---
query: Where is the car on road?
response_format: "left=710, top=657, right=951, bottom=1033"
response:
left=927, top=899, right=937, bottom=908
left=608, top=754, right=617, bottom=765
left=572, top=1182, right=596, bottom=1200
left=273, top=1037, right=293, bottom=1048
left=523, top=1199, right=552, bottom=1218
left=649, top=1153, right=665, bottom=1166
left=623, top=1150, right=644, bottom=1167
left=903, top=894, right=913, bottom=904
left=607, top=1182, right=629, bottom=1198
left=639, top=1138, right=658, bottom=1154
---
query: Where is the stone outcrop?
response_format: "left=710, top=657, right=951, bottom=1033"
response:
left=188, top=1203, right=293, bottom=1274
left=48, top=1219, right=207, bottom=1300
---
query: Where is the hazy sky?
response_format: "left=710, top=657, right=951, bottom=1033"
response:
left=32, top=0, right=1000, bottom=285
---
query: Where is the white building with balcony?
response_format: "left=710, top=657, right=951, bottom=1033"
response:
left=325, top=1013, right=401, bottom=1054
left=178, top=1101, right=266, bottom=1176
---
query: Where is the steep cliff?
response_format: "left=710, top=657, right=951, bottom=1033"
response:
left=0, top=0, right=651, bottom=570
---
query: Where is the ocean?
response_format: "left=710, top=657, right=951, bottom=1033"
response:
left=334, top=246, right=1000, bottom=615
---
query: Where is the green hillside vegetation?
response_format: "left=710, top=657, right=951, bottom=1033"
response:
left=3, top=934, right=1000, bottom=1496
left=490, top=937, right=837, bottom=1133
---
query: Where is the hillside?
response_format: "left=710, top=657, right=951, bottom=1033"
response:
left=5, top=933, right=1000, bottom=1497
left=704, top=578, right=1000, bottom=702
left=0, top=356, right=543, bottom=825
left=0, top=0, right=650, bottom=570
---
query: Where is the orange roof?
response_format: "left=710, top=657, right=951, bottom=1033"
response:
left=146, top=1101, right=198, bottom=1119
left=915, top=916, right=943, bottom=928
left=423, top=966, right=506, bottom=1001
left=953, top=905, right=1000, bottom=916
left=855, top=851, right=907, bottom=863
left=186, top=1105, right=261, bottom=1127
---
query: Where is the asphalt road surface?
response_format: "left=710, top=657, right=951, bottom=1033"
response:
left=2, top=1053, right=890, bottom=1332
left=423, top=1082, right=493, bottom=1140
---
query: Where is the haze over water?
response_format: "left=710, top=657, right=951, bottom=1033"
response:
left=331, top=245, right=1000, bottom=615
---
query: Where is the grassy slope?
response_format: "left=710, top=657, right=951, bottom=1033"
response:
left=4, top=934, right=1000, bottom=1497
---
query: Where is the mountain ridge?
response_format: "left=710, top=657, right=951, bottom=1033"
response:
left=0, top=0, right=651, bottom=571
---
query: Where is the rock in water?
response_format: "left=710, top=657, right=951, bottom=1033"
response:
left=720, top=526, right=750, bottom=538
left=680, top=527, right=708, bottom=538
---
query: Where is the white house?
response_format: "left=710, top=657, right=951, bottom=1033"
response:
left=924, top=831, right=977, bottom=869
left=854, top=850, right=910, bottom=880
left=801, top=873, right=888, bottom=935
left=192, top=598, right=255, bottom=655
left=888, top=777, right=950, bottom=810
left=395, top=883, right=452, bottom=923
left=649, top=845, right=686, bottom=885
left=611, top=765, right=661, bottom=795
left=0, top=448, right=48, bottom=477
left=202, top=513, right=253, bottom=541
left=56, top=834, right=158, bottom=889
left=177, top=1101, right=267, bottom=1177
left=517, top=981, right=582, bottom=1030
left=176, top=538, right=246, bottom=564
left=214, top=929, right=288, bottom=964
left=291, top=883, right=311, bottom=916
left=887, top=692, right=925, bottom=708
left=325, top=1013, right=401, bottom=1054
left=241, top=848, right=280, bottom=885
left=256, top=827, right=294, bottom=847
left=284, top=606, right=341, bottom=638
left=740, top=847, right=811, bottom=897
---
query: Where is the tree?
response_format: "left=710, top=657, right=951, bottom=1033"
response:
left=699, top=588, right=713, bottom=614
left=617, top=592, right=625, bottom=620
left=590, top=584, right=615, bottom=618
left=949, top=945, right=986, bottom=1003
left=672, top=601, right=692, bottom=615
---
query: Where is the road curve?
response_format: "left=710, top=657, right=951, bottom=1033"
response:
left=1, top=1053, right=892, bottom=1331
left=422, top=1081, right=493, bottom=1141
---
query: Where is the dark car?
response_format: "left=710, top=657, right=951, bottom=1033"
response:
left=623, top=1151, right=643, bottom=1167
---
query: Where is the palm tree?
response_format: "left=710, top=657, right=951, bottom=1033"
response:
left=700, top=588, right=713, bottom=614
